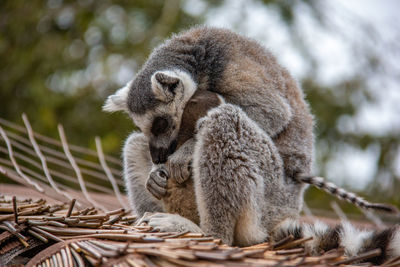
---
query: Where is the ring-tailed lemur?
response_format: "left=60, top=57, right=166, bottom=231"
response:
left=104, top=27, right=399, bottom=263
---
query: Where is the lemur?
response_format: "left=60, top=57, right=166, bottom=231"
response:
left=104, top=27, right=400, bottom=263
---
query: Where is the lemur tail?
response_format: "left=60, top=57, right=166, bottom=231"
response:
left=298, top=176, right=399, bottom=214
left=273, top=218, right=400, bottom=264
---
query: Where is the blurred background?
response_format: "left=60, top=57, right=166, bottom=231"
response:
left=1, top=0, right=399, bottom=213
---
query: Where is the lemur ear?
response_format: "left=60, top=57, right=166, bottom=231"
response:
left=151, top=71, right=181, bottom=102
left=102, top=83, right=130, bottom=113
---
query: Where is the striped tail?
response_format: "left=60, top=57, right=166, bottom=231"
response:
left=272, top=218, right=400, bottom=264
left=298, top=176, right=399, bottom=214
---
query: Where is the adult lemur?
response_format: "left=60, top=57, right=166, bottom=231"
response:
left=104, top=27, right=399, bottom=263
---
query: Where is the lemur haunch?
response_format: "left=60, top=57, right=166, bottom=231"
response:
left=104, top=27, right=399, bottom=263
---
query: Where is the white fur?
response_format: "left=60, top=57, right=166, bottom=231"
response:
left=388, top=227, right=400, bottom=258
left=130, top=113, right=151, bottom=134
left=131, top=69, right=197, bottom=137
left=234, top=192, right=268, bottom=246
left=303, top=220, right=329, bottom=254
left=151, top=69, right=197, bottom=103
left=276, top=218, right=301, bottom=234
left=122, top=132, right=161, bottom=214
left=143, top=213, right=203, bottom=234
left=314, top=177, right=324, bottom=184
left=192, top=120, right=207, bottom=230
left=324, top=182, right=337, bottom=191
left=346, top=192, right=357, bottom=200
left=339, top=221, right=373, bottom=256
left=337, top=188, right=346, bottom=199
left=103, top=80, right=132, bottom=112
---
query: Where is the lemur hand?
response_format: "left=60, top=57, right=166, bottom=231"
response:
left=166, top=139, right=194, bottom=184
left=138, top=212, right=203, bottom=234
left=146, top=165, right=168, bottom=199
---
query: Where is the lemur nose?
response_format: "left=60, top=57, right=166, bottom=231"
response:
left=150, top=145, right=168, bottom=164
left=149, top=140, right=177, bottom=164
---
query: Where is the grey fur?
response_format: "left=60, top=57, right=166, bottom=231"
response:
left=105, top=27, right=399, bottom=259
left=193, top=103, right=301, bottom=245
left=122, top=133, right=164, bottom=215
left=113, top=25, right=314, bottom=186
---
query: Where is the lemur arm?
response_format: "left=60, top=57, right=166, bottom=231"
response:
left=222, top=88, right=293, bottom=139
left=123, top=133, right=165, bottom=216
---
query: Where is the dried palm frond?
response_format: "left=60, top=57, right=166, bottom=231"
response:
left=1, top=116, right=399, bottom=266
left=0, top=115, right=127, bottom=211
left=2, top=196, right=392, bottom=266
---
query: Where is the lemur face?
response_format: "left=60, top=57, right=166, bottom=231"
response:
left=103, top=69, right=197, bottom=164
left=139, top=70, right=198, bottom=163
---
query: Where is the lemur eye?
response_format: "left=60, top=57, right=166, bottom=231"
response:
left=151, top=116, right=170, bottom=136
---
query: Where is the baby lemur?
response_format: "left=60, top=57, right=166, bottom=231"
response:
left=104, top=27, right=399, bottom=263
left=156, top=90, right=223, bottom=225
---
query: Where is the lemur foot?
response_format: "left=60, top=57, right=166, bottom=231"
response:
left=146, top=165, right=168, bottom=199
left=137, top=212, right=203, bottom=234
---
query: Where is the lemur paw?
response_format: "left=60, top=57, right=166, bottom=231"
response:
left=138, top=212, right=203, bottom=234
left=146, top=166, right=168, bottom=199
left=167, top=153, right=192, bottom=184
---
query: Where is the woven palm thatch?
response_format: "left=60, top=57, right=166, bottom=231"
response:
left=0, top=116, right=399, bottom=266
left=1, top=196, right=389, bottom=267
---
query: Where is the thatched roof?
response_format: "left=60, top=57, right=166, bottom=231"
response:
left=1, top=116, right=398, bottom=266
left=2, top=192, right=392, bottom=267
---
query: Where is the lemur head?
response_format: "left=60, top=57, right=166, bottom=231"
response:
left=103, top=68, right=197, bottom=164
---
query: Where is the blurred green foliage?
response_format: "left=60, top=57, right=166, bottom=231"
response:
left=0, top=0, right=399, bottom=211
left=0, top=0, right=206, bottom=153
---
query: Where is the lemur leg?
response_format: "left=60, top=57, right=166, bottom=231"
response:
left=193, top=104, right=286, bottom=246
left=123, top=132, right=165, bottom=216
